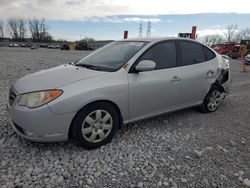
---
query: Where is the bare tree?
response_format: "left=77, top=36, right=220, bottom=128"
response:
left=29, top=18, right=52, bottom=42
left=224, top=24, right=238, bottom=42
left=29, top=18, right=39, bottom=41
left=0, top=20, right=4, bottom=39
left=233, top=27, right=250, bottom=42
left=7, top=18, right=26, bottom=40
left=17, top=19, right=26, bottom=40
left=83, top=37, right=95, bottom=42
left=7, top=18, right=19, bottom=40
left=200, top=34, right=223, bottom=46
left=239, top=28, right=250, bottom=39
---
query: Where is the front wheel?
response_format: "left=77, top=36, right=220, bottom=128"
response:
left=200, top=85, right=224, bottom=113
left=71, top=102, right=119, bottom=149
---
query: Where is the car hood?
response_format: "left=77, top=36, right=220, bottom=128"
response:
left=13, top=64, right=107, bottom=94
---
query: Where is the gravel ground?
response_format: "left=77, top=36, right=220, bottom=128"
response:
left=0, top=47, right=249, bottom=188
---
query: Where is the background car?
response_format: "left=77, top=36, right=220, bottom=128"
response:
left=245, top=54, right=250, bottom=65
left=40, top=44, right=48, bottom=48
left=26, top=43, right=32, bottom=48
left=231, top=45, right=245, bottom=59
left=47, top=44, right=60, bottom=49
left=30, top=45, right=37, bottom=50
left=61, top=44, right=70, bottom=50
left=212, top=42, right=236, bottom=56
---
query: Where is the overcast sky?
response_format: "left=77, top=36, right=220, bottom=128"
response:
left=0, top=0, right=250, bottom=41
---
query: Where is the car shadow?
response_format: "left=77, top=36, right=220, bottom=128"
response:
left=6, top=105, right=220, bottom=151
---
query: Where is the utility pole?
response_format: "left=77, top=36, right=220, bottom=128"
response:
left=146, top=21, right=151, bottom=37
left=138, top=23, right=143, bottom=38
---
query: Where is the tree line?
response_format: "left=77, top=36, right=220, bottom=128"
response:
left=199, top=25, right=250, bottom=46
left=1, top=20, right=250, bottom=45
left=0, top=18, right=52, bottom=42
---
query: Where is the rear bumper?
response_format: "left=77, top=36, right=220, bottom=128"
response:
left=222, top=79, right=231, bottom=95
left=221, top=70, right=231, bottom=95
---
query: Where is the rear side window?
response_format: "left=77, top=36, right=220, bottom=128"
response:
left=179, top=41, right=206, bottom=66
left=139, top=41, right=177, bottom=70
left=203, top=46, right=216, bottom=61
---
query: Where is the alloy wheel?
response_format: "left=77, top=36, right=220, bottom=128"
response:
left=207, top=90, right=222, bottom=111
left=81, top=110, right=113, bottom=143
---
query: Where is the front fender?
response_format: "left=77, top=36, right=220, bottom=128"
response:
left=48, top=69, right=129, bottom=122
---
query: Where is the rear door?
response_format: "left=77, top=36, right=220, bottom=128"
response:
left=177, top=40, right=218, bottom=106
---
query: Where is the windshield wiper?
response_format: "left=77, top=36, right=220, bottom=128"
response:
left=75, top=63, right=114, bottom=72
left=69, top=60, right=79, bottom=65
left=75, top=64, right=102, bottom=71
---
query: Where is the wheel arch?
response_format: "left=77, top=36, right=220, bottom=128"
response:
left=202, top=80, right=225, bottom=104
left=211, top=81, right=225, bottom=93
left=68, top=100, right=123, bottom=139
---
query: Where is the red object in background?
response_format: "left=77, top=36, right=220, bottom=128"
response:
left=191, top=26, right=197, bottom=39
left=123, top=31, right=128, bottom=39
left=241, top=54, right=247, bottom=72
left=212, top=42, right=237, bottom=55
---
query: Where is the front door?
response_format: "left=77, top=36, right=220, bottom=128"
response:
left=128, top=41, right=182, bottom=121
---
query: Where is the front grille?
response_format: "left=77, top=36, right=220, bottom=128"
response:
left=9, top=87, right=17, bottom=106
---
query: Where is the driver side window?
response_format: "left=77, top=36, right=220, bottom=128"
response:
left=138, top=41, right=177, bottom=70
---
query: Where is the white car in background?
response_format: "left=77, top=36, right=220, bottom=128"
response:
left=48, top=44, right=60, bottom=49
left=245, top=54, right=250, bottom=65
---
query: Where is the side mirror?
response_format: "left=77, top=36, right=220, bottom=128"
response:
left=135, top=60, right=156, bottom=72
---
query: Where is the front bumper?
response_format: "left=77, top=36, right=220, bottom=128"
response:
left=7, top=95, right=74, bottom=143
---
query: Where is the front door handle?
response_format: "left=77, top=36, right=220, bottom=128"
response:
left=171, top=76, right=181, bottom=82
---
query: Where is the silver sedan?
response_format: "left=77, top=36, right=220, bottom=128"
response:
left=7, top=37, right=231, bottom=149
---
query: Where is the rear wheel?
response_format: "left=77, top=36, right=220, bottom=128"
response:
left=72, top=102, right=119, bottom=149
left=200, top=85, right=224, bottom=113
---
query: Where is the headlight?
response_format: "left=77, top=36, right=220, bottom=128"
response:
left=18, top=90, right=63, bottom=108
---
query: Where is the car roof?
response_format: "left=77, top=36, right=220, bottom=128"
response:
left=118, top=37, right=197, bottom=43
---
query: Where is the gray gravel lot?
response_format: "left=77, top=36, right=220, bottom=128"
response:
left=0, top=47, right=250, bottom=188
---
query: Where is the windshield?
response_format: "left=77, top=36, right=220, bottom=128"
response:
left=77, top=41, right=147, bottom=71
left=232, top=46, right=240, bottom=52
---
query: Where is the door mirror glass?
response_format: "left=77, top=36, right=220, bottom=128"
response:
left=135, top=60, right=156, bottom=72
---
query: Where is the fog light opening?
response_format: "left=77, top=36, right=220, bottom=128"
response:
left=23, top=129, right=38, bottom=138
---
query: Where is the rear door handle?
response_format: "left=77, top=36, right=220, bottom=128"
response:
left=171, top=76, right=181, bottom=82
left=207, top=70, right=214, bottom=76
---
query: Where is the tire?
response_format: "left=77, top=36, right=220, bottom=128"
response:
left=71, top=102, right=119, bottom=149
left=200, top=85, right=224, bottom=113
